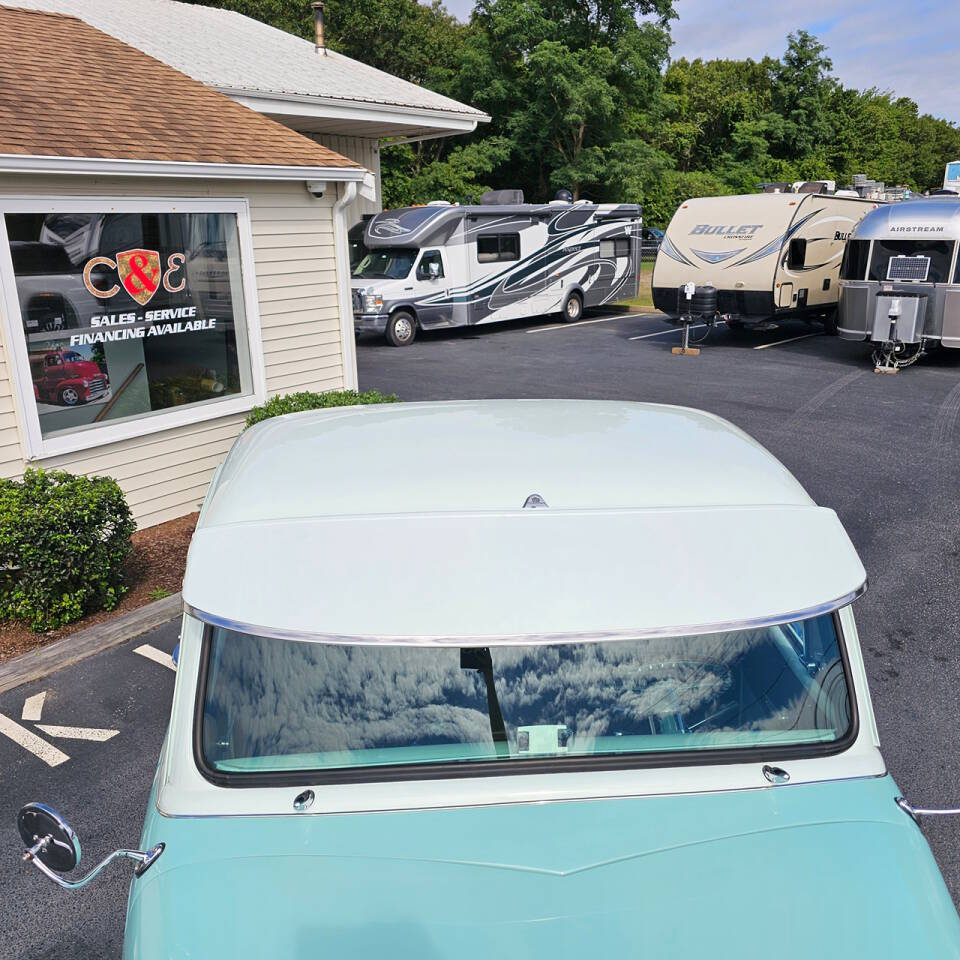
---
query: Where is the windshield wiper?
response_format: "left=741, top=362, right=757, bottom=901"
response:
left=461, top=647, right=509, bottom=757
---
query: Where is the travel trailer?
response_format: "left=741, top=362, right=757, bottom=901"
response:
left=351, top=191, right=642, bottom=345
left=652, top=188, right=879, bottom=331
left=837, top=195, right=960, bottom=369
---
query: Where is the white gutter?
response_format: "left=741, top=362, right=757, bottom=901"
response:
left=0, top=154, right=366, bottom=182
left=332, top=179, right=360, bottom=389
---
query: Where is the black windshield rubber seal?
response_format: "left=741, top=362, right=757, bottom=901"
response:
left=192, top=611, right=860, bottom=789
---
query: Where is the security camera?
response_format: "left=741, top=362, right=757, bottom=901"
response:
left=305, top=180, right=327, bottom=199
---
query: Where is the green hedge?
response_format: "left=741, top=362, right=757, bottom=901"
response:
left=245, top=389, right=398, bottom=429
left=0, top=469, right=136, bottom=632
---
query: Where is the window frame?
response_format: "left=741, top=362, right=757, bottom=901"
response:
left=415, top=248, right=445, bottom=280
left=0, top=196, right=267, bottom=460
left=476, top=233, right=521, bottom=264
left=191, top=611, right=860, bottom=789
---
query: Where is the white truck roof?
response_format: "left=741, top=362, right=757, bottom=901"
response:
left=182, top=400, right=866, bottom=642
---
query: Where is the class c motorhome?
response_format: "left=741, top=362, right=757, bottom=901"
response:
left=351, top=191, right=642, bottom=345
left=652, top=186, right=879, bottom=331
left=837, top=195, right=960, bottom=369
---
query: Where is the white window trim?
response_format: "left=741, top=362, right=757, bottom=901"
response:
left=0, top=196, right=267, bottom=460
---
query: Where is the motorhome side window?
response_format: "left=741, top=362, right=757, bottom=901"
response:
left=477, top=234, right=520, bottom=263
left=840, top=239, right=870, bottom=281
left=599, top=238, right=631, bottom=258
left=868, top=240, right=955, bottom=284
left=416, top=250, right=444, bottom=280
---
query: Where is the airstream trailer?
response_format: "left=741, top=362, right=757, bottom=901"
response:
left=837, top=196, right=960, bottom=369
left=653, top=189, right=878, bottom=331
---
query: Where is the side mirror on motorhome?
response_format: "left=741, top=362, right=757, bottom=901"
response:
left=427, top=261, right=441, bottom=279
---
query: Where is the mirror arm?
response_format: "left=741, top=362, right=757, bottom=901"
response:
left=23, top=836, right=165, bottom=890
left=896, top=797, right=960, bottom=825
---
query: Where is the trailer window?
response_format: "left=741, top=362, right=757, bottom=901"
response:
left=869, top=240, right=954, bottom=284
left=477, top=234, right=520, bottom=263
left=787, top=238, right=807, bottom=270
left=840, top=239, right=870, bottom=280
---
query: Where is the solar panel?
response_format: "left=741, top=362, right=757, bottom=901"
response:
left=886, top=255, right=930, bottom=281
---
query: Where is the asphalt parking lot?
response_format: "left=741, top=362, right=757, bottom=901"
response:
left=3, top=306, right=960, bottom=957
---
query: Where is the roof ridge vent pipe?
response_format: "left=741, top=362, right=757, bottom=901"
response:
left=312, top=2, right=327, bottom=55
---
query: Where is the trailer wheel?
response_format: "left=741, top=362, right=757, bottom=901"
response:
left=561, top=291, right=583, bottom=323
left=385, top=310, right=417, bottom=347
left=822, top=310, right=839, bottom=336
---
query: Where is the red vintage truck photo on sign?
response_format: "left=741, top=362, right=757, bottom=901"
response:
left=29, top=347, right=110, bottom=407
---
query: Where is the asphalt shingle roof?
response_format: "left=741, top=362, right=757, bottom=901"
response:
left=0, top=5, right=360, bottom=168
left=4, top=0, right=487, bottom=119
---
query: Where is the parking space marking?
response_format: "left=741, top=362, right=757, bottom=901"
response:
left=0, top=713, right=69, bottom=766
left=629, top=323, right=701, bottom=341
left=754, top=332, right=822, bottom=350
left=526, top=312, right=653, bottom=334
left=21, top=691, right=45, bottom=722
left=134, top=644, right=176, bottom=671
left=35, top=724, right=118, bottom=742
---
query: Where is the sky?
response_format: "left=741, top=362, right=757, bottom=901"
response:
left=439, top=0, right=959, bottom=125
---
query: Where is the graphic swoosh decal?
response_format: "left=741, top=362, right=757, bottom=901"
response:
left=690, top=246, right=746, bottom=264
left=727, top=209, right=822, bottom=268
left=659, top=233, right=695, bottom=267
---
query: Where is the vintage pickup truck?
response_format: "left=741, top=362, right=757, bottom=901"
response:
left=17, top=400, right=960, bottom=958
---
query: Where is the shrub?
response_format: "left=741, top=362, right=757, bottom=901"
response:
left=245, top=389, right=398, bottom=429
left=0, top=468, right=136, bottom=632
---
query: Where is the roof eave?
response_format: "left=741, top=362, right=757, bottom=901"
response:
left=223, top=88, right=490, bottom=138
left=0, top=154, right=367, bottom=181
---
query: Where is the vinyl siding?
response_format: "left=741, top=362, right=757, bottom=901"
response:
left=0, top=173, right=349, bottom=527
left=309, top=134, right=382, bottom=222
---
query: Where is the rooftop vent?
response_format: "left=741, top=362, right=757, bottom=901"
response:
left=479, top=189, right=524, bottom=205
left=311, top=2, right=327, bottom=55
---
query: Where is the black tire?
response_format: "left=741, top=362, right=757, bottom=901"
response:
left=385, top=310, right=416, bottom=347
left=58, top=386, right=82, bottom=406
left=725, top=318, right=745, bottom=332
left=561, top=291, right=583, bottom=323
left=822, top=309, right=839, bottom=336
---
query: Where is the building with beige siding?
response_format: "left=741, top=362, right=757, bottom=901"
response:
left=0, top=4, right=486, bottom=530
left=0, top=7, right=365, bottom=528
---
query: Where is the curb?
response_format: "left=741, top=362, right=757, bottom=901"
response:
left=0, top=593, right=182, bottom=695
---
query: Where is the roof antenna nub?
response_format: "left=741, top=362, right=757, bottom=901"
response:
left=311, top=2, right=327, bottom=55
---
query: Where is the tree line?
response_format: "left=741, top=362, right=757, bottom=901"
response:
left=189, top=0, right=960, bottom=225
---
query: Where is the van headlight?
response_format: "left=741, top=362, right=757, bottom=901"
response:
left=364, top=292, right=384, bottom=313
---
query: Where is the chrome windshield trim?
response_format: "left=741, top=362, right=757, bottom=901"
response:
left=183, top=580, right=867, bottom=646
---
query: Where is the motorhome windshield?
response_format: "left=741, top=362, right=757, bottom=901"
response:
left=868, top=239, right=955, bottom=283
left=353, top=248, right=417, bottom=280
left=198, top=613, right=853, bottom=781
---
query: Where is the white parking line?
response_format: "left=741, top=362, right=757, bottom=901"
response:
left=21, top=691, right=45, bottom=722
left=526, top=312, right=655, bottom=334
left=36, top=724, right=118, bottom=742
left=134, top=644, right=176, bottom=671
left=629, top=323, right=703, bottom=341
left=0, top=713, right=69, bottom=766
left=754, top=332, right=822, bottom=350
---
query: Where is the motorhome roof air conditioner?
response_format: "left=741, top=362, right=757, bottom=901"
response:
left=479, top=189, right=524, bottom=205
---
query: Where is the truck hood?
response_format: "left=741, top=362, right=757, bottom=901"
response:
left=124, top=776, right=960, bottom=959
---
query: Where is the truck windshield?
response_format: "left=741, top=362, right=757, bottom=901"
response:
left=353, top=248, right=417, bottom=280
left=198, top=613, right=853, bottom=781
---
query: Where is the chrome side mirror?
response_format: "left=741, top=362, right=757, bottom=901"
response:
left=428, top=261, right=441, bottom=279
left=18, top=802, right=164, bottom=890
left=896, top=796, right=960, bottom=826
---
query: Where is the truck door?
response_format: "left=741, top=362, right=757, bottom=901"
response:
left=413, top=249, right=452, bottom=327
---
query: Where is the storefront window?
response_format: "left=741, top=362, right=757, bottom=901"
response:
left=4, top=209, right=255, bottom=441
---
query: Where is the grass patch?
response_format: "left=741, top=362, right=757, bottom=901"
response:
left=619, top=260, right=655, bottom=311
left=148, top=587, right=173, bottom=602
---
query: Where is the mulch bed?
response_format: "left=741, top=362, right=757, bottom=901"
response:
left=0, top=512, right=197, bottom=663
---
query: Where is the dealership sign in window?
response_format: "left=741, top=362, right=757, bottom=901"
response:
left=2, top=207, right=259, bottom=448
